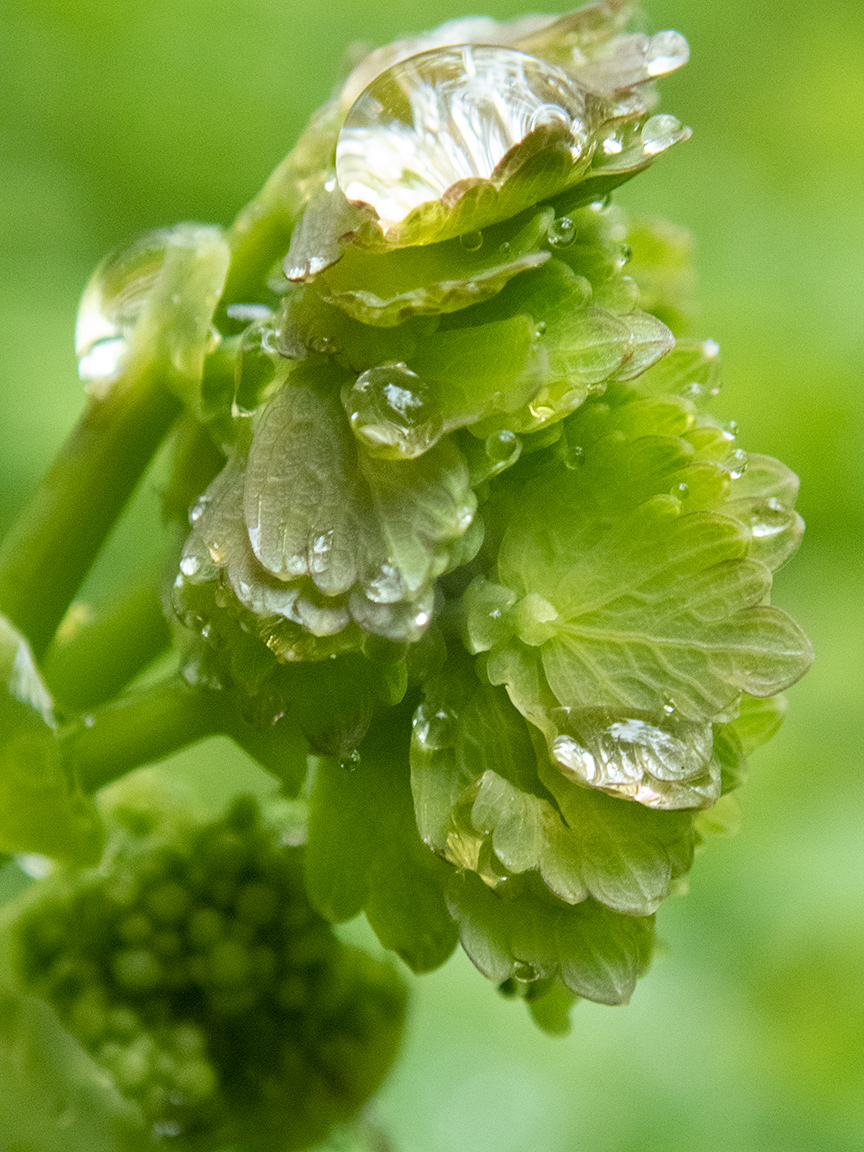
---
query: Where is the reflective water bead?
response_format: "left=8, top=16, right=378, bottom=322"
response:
left=563, top=444, right=584, bottom=469
left=485, top=429, right=521, bottom=469
left=345, top=363, right=442, bottom=460
left=76, top=233, right=171, bottom=390
left=646, top=30, right=690, bottom=77
left=339, top=750, right=361, bottom=771
left=675, top=481, right=690, bottom=498
left=336, top=46, right=589, bottom=227
left=548, top=215, right=576, bottom=248
left=75, top=225, right=226, bottom=396
left=512, top=961, right=538, bottom=982
left=727, top=448, right=749, bottom=479
left=412, top=703, right=457, bottom=751
left=459, top=230, right=483, bottom=252
left=640, top=113, right=689, bottom=156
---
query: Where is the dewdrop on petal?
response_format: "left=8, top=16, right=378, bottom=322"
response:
left=335, top=45, right=591, bottom=229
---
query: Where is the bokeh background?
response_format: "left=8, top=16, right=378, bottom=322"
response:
left=1, top=2, right=862, bottom=1149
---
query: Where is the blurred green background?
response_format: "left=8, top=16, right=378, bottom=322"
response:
left=1, top=1, right=862, bottom=1149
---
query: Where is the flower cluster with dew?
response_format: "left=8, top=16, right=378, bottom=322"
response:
left=0, top=2, right=812, bottom=1148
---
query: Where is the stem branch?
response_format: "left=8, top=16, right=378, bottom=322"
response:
left=0, top=367, right=181, bottom=658
left=60, top=675, right=226, bottom=794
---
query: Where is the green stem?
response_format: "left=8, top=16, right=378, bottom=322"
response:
left=42, top=561, right=172, bottom=712
left=39, top=414, right=224, bottom=712
left=222, top=103, right=341, bottom=304
left=60, top=675, right=226, bottom=794
left=0, top=366, right=181, bottom=658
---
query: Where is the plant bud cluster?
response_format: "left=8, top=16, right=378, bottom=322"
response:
left=13, top=795, right=406, bottom=1151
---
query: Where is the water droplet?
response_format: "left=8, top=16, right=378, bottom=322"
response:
left=366, top=562, right=406, bottom=604
left=233, top=320, right=281, bottom=416
left=460, top=230, right=483, bottom=252
left=340, top=750, right=361, bottom=771
left=499, top=240, right=512, bottom=256
left=620, top=244, right=633, bottom=264
left=335, top=46, right=589, bottom=228
left=75, top=232, right=171, bottom=392
left=646, top=29, right=690, bottom=77
left=485, top=429, right=521, bottom=470
left=225, top=302, right=272, bottom=323
left=602, top=134, right=624, bottom=155
left=552, top=709, right=717, bottom=808
left=563, top=444, right=584, bottom=469
left=548, top=215, right=576, bottom=248
left=675, top=481, right=689, bottom=498
left=640, top=113, right=688, bottom=156
left=680, top=381, right=703, bottom=399
left=189, top=495, right=208, bottom=523
left=513, top=960, right=538, bottom=981
left=179, top=555, right=201, bottom=577
left=345, top=363, right=442, bottom=460
left=534, top=320, right=547, bottom=337
left=412, top=702, right=457, bottom=751
left=724, top=420, right=739, bottom=437
left=727, top=448, right=749, bottom=479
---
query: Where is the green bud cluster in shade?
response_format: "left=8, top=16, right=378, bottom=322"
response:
left=12, top=792, right=406, bottom=1152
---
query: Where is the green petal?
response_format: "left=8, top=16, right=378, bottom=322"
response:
left=310, top=207, right=553, bottom=326
left=305, top=713, right=458, bottom=972
left=446, top=871, right=654, bottom=1005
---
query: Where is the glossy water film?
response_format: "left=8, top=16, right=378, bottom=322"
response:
left=336, top=45, right=590, bottom=227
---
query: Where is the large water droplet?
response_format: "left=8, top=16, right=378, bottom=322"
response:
left=551, top=708, right=718, bottom=810
left=646, top=30, right=690, bottom=77
left=513, top=960, right=538, bottom=982
left=346, top=363, right=442, bottom=460
left=366, top=562, right=406, bottom=604
left=640, top=113, right=688, bottom=156
left=336, top=45, right=589, bottom=228
left=75, top=232, right=170, bottom=391
left=412, top=702, right=457, bottom=750
left=459, top=229, right=483, bottom=251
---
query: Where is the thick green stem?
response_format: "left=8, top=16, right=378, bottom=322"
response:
left=42, top=562, right=172, bottom=712
left=0, top=367, right=181, bottom=658
left=39, top=413, right=224, bottom=712
left=60, top=675, right=226, bottom=794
